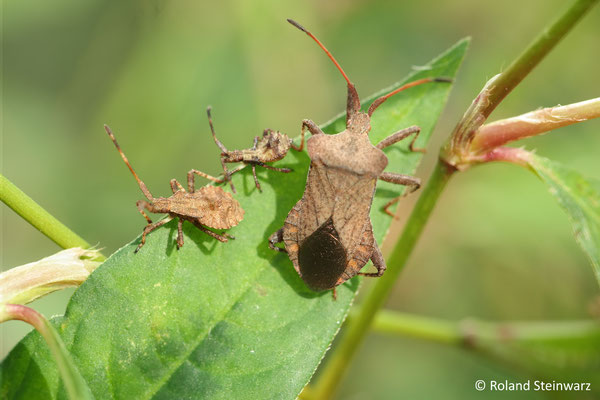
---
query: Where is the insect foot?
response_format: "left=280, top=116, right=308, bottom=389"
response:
left=268, top=19, right=451, bottom=296
left=206, top=106, right=305, bottom=193
left=104, top=125, right=244, bottom=252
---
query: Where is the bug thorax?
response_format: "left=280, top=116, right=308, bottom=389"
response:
left=252, top=130, right=290, bottom=162
left=347, top=111, right=371, bottom=136
left=144, top=197, right=169, bottom=214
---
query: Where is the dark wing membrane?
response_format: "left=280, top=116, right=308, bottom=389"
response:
left=298, top=217, right=347, bottom=291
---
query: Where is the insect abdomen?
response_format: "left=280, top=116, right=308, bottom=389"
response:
left=297, top=217, right=347, bottom=291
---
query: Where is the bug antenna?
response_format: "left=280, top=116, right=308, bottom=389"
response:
left=287, top=19, right=353, bottom=87
left=104, top=125, right=153, bottom=200
left=288, top=18, right=360, bottom=124
left=206, top=107, right=228, bottom=153
left=368, top=77, right=453, bottom=117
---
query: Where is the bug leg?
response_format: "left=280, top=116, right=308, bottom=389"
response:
left=170, top=179, right=185, bottom=194
left=251, top=164, right=262, bottom=192
left=379, top=172, right=421, bottom=189
left=253, top=136, right=259, bottom=151
left=376, top=126, right=424, bottom=152
left=302, top=119, right=323, bottom=138
left=207, top=106, right=229, bottom=153
left=382, top=197, right=402, bottom=217
left=331, top=287, right=337, bottom=300
left=187, top=169, right=225, bottom=193
left=220, top=157, right=236, bottom=194
left=136, top=200, right=153, bottom=223
left=206, top=107, right=239, bottom=192
left=257, top=162, right=293, bottom=173
left=378, top=172, right=421, bottom=217
left=303, top=119, right=323, bottom=135
left=136, top=216, right=173, bottom=253
left=176, top=218, right=184, bottom=249
left=189, top=220, right=230, bottom=242
left=221, top=164, right=246, bottom=194
left=268, top=228, right=287, bottom=253
left=359, top=242, right=386, bottom=277
left=290, top=120, right=313, bottom=151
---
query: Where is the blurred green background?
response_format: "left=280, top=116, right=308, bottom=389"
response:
left=2, top=0, right=599, bottom=398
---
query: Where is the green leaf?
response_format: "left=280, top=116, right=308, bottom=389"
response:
left=527, top=153, right=600, bottom=285
left=1, top=39, right=468, bottom=399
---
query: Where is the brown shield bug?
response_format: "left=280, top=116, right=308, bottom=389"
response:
left=104, top=125, right=244, bottom=252
left=206, top=107, right=304, bottom=193
left=268, top=19, right=450, bottom=297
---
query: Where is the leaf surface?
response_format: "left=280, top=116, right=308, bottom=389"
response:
left=1, top=40, right=468, bottom=399
left=527, top=153, right=600, bottom=285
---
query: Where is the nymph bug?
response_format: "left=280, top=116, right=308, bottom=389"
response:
left=207, top=107, right=304, bottom=193
left=105, top=125, right=244, bottom=252
left=268, top=19, right=450, bottom=297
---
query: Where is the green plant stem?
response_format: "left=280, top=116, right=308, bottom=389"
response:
left=368, top=309, right=600, bottom=344
left=368, top=309, right=461, bottom=345
left=1, top=174, right=104, bottom=259
left=310, top=161, right=456, bottom=400
left=1, top=304, right=93, bottom=399
left=482, top=0, right=597, bottom=119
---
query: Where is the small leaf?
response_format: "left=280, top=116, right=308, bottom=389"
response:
left=1, top=40, right=468, bottom=399
left=527, top=153, right=600, bottom=285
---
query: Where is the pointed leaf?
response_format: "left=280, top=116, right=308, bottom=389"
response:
left=527, top=153, right=600, bottom=285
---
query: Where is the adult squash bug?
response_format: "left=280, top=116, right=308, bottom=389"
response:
left=268, top=19, right=450, bottom=297
left=105, top=125, right=244, bottom=252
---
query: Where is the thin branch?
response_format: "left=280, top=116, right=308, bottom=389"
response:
left=368, top=309, right=600, bottom=345
left=1, top=174, right=105, bottom=260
